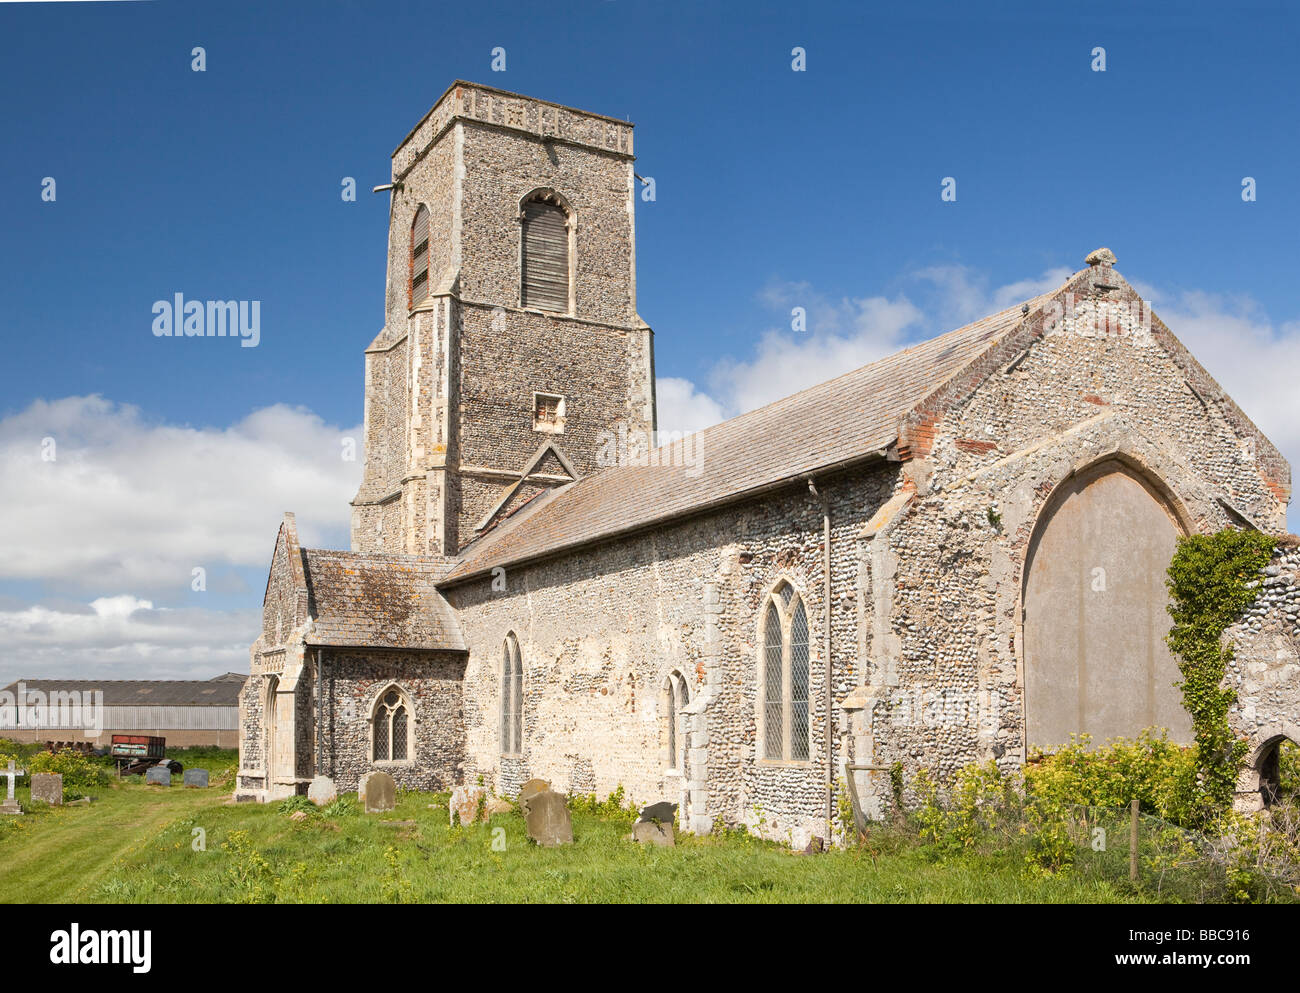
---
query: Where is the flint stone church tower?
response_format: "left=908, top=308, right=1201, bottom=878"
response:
left=351, top=81, right=654, bottom=558
left=238, top=82, right=1299, bottom=841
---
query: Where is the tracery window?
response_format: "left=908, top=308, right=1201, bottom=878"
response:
left=372, top=686, right=411, bottom=762
left=760, top=581, right=810, bottom=761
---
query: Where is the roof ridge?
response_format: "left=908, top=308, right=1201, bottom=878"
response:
left=684, top=294, right=1051, bottom=439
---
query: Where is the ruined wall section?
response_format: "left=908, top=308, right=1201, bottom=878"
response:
left=874, top=265, right=1287, bottom=797
left=1227, top=540, right=1300, bottom=811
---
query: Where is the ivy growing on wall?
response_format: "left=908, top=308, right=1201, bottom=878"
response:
left=1165, top=528, right=1277, bottom=822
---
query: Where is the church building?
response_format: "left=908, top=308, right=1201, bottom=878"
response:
left=236, top=81, right=1298, bottom=841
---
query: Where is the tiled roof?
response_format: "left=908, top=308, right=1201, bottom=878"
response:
left=0, top=676, right=244, bottom=708
left=302, top=549, right=465, bottom=651
left=444, top=288, right=1065, bottom=584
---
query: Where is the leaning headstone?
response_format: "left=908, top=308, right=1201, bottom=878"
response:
left=631, top=820, right=674, bottom=847
left=449, top=784, right=486, bottom=826
left=307, top=775, right=336, bottom=807
left=358, top=771, right=396, bottom=813
left=518, top=778, right=550, bottom=803
left=485, top=795, right=513, bottom=816
left=183, top=769, right=209, bottom=789
left=520, top=788, right=573, bottom=847
left=1, top=761, right=25, bottom=815
left=145, top=766, right=171, bottom=787
left=30, top=773, right=63, bottom=806
left=638, top=801, right=677, bottom=825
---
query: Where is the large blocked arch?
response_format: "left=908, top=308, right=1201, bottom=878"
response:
left=1023, top=459, right=1192, bottom=750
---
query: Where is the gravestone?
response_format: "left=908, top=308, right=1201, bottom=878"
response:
left=307, top=775, right=336, bottom=806
left=449, top=784, right=486, bottom=826
left=518, top=778, right=550, bottom=804
left=30, top=773, right=63, bottom=806
left=358, top=771, right=396, bottom=813
left=520, top=788, right=573, bottom=847
left=638, top=801, right=677, bottom=825
left=183, top=769, right=209, bottom=789
left=145, top=766, right=171, bottom=787
left=1, top=761, right=25, bottom=815
left=631, top=820, right=674, bottom=847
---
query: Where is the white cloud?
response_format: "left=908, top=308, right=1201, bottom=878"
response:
left=655, top=377, right=727, bottom=438
left=0, top=396, right=361, bottom=596
left=657, top=264, right=1070, bottom=430
left=1131, top=283, right=1300, bottom=523
left=708, top=289, right=924, bottom=417
left=0, top=596, right=257, bottom=684
left=0, top=396, right=361, bottom=682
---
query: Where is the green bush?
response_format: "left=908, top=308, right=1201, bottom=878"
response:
left=1277, top=741, right=1300, bottom=800
left=915, top=763, right=1004, bottom=855
left=1025, top=730, right=1199, bottom=826
left=27, top=749, right=112, bottom=788
left=567, top=784, right=638, bottom=824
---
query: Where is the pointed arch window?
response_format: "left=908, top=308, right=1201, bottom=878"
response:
left=372, top=686, right=412, bottom=763
left=760, top=581, right=811, bottom=762
left=501, top=633, right=524, bottom=755
left=664, top=671, right=689, bottom=772
left=410, top=205, right=430, bottom=307
left=520, top=191, right=571, bottom=313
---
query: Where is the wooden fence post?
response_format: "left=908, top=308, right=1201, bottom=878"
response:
left=1129, top=798, right=1139, bottom=882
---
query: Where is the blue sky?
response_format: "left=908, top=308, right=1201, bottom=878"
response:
left=0, top=0, right=1297, bottom=683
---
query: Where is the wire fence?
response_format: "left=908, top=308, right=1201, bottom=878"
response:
left=847, top=782, right=1300, bottom=903
left=1056, top=801, right=1299, bottom=903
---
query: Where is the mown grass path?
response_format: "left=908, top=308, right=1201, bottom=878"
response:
left=0, top=785, right=216, bottom=902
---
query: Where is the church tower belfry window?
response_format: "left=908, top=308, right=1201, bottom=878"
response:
left=520, top=190, right=572, bottom=314
left=410, top=205, right=430, bottom=307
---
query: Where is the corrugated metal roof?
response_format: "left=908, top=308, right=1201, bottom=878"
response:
left=302, top=549, right=466, bottom=651
left=444, top=288, right=1061, bottom=584
left=0, top=676, right=244, bottom=707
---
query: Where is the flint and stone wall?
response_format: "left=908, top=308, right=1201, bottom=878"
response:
left=1228, top=542, right=1300, bottom=810
left=448, top=462, right=897, bottom=847
left=321, top=649, right=467, bottom=793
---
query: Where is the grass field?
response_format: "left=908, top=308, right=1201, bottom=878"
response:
left=0, top=757, right=1160, bottom=903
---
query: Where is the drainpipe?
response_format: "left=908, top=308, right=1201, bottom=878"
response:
left=807, top=477, right=833, bottom=829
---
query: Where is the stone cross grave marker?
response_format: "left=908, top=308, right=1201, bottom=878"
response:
left=1, top=760, right=24, bottom=815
